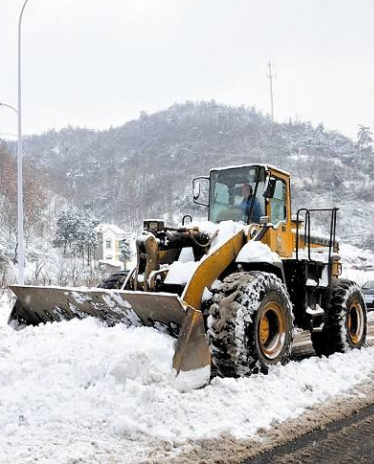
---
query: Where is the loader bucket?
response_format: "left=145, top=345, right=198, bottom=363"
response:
left=8, top=285, right=211, bottom=390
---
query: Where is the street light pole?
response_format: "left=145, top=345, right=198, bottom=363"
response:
left=0, top=102, right=18, bottom=114
left=17, top=0, right=31, bottom=285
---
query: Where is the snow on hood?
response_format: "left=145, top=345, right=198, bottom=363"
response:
left=198, top=219, right=244, bottom=253
left=236, top=240, right=279, bottom=264
left=164, top=260, right=199, bottom=285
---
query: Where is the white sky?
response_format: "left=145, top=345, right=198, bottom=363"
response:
left=1, top=0, right=374, bottom=139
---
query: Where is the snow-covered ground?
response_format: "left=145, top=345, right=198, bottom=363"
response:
left=1, top=226, right=373, bottom=463
left=340, top=243, right=374, bottom=285
left=1, top=281, right=374, bottom=464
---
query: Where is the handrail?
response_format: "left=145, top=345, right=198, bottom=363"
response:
left=296, top=208, right=311, bottom=260
left=295, top=207, right=339, bottom=287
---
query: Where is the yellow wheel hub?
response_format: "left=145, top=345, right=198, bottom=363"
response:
left=260, top=316, right=270, bottom=345
left=347, top=300, right=364, bottom=345
left=258, top=301, right=286, bottom=360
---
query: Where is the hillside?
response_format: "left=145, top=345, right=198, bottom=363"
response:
left=0, top=144, right=55, bottom=281
left=3, top=101, right=374, bottom=249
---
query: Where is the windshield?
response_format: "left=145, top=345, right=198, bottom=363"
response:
left=363, top=281, right=374, bottom=289
left=209, top=165, right=266, bottom=224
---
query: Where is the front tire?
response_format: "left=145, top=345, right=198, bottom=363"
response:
left=207, top=271, right=294, bottom=377
left=311, top=279, right=367, bottom=356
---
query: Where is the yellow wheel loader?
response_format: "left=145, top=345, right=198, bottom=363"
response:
left=8, top=164, right=367, bottom=388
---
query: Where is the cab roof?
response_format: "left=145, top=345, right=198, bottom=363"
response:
left=210, top=163, right=290, bottom=177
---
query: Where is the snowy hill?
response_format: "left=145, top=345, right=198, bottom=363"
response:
left=2, top=101, right=374, bottom=249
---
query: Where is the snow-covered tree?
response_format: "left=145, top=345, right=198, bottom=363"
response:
left=53, top=211, right=81, bottom=254
left=76, top=212, right=99, bottom=265
left=356, top=125, right=373, bottom=174
left=54, top=210, right=99, bottom=264
left=357, top=125, right=373, bottom=150
left=119, top=237, right=132, bottom=268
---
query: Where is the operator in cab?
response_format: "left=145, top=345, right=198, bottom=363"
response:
left=240, top=182, right=263, bottom=224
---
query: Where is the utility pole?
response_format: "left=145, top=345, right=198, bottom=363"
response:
left=266, top=61, right=276, bottom=123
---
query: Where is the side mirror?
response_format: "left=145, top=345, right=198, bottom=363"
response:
left=192, top=176, right=210, bottom=207
left=264, top=177, right=276, bottom=198
left=193, top=182, right=200, bottom=200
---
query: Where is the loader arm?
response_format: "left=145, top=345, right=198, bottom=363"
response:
left=182, top=229, right=245, bottom=309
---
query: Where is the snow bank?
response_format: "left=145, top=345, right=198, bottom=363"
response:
left=340, top=243, right=374, bottom=285
left=2, top=287, right=374, bottom=464
left=112, top=349, right=374, bottom=440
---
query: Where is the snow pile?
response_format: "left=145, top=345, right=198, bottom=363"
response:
left=2, top=288, right=374, bottom=463
left=340, top=243, right=374, bottom=285
left=340, top=243, right=374, bottom=269
left=0, top=299, right=177, bottom=463
left=0, top=290, right=11, bottom=325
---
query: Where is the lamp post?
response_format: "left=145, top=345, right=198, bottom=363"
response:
left=17, top=0, right=31, bottom=285
left=0, top=102, right=18, bottom=114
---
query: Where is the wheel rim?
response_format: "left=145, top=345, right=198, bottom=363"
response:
left=347, top=300, right=365, bottom=345
left=258, top=301, right=286, bottom=360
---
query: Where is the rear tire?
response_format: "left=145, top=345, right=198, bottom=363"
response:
left=207, top=271, right=294, bottom=377
left=311, top=279, right=367, bottom=356
left=97, top=270, right=129, bottom=290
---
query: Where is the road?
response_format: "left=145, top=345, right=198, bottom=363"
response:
left=242, top=315, right=374, bottom=464
left=244, top=402, right=374, bottom=464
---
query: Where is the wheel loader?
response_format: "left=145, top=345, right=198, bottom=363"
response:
left=8, top=164, right=367, bottom=389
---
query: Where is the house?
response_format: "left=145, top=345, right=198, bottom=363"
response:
left=94, top=224, right=126, bottom=268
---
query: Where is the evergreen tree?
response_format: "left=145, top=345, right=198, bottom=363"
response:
left=119, top=237, right=132, bottom=268
left=357, top=125, right=373, bottom=150
left=357, top=125, right=373, bottom=171
left=76, top=212, right=99, bottom=265
left=53, top=211, right=81, bottom=254
left=54, top=210, right=99, bottom=264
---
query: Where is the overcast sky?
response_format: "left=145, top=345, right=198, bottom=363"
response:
left=1, top=0, right=374, bottom=140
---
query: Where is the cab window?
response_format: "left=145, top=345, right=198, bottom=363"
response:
left=270, top=179, right=287, bottom=224
left=209, top=166, right=265, bottom=224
